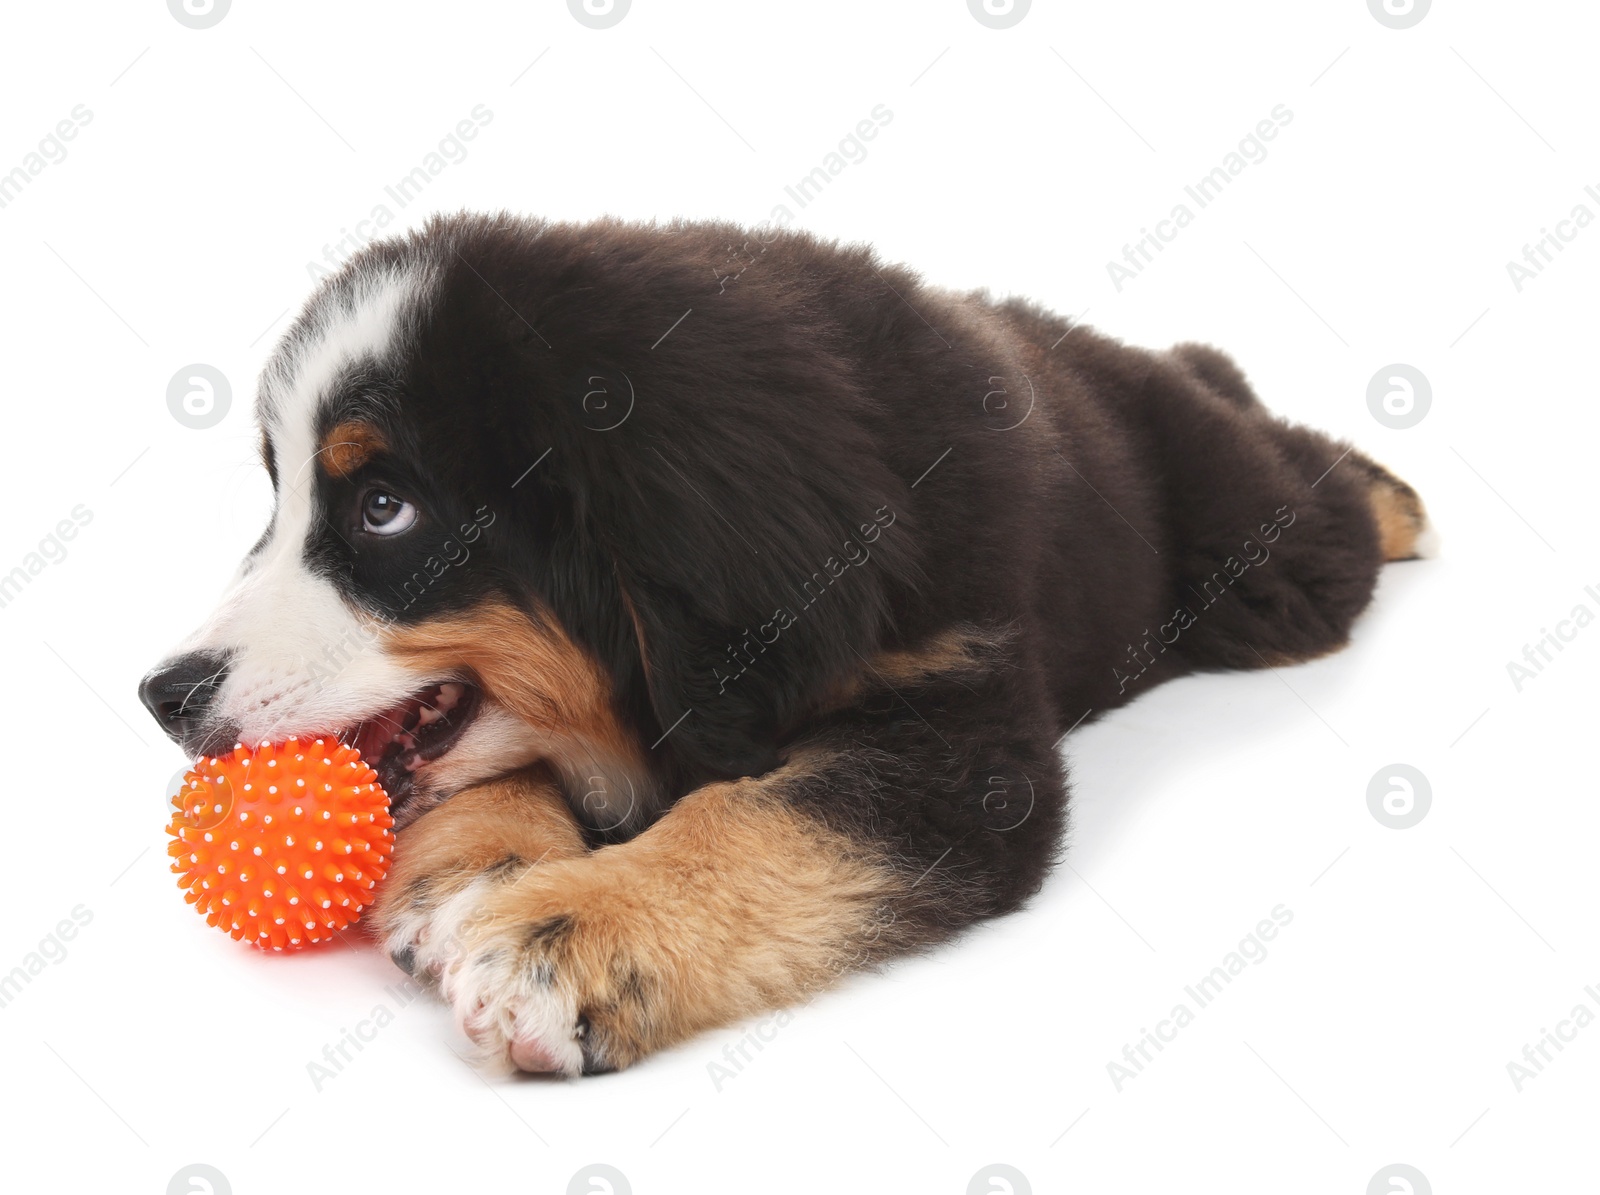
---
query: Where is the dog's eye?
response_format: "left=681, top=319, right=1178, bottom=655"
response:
left=361, top=490, right=418, bottom=536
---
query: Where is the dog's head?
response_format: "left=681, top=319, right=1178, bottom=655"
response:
left=140, top=214, right=918, bottom=828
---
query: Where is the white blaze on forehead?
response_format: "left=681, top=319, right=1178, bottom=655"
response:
left=259, top=262, right=432, bottom=440
left=176, top=262, right=439, bottom=741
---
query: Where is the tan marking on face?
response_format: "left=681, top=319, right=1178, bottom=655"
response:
left=381, top=600, right=652, bottom=809
left=319, top=420, right=388, bottom=478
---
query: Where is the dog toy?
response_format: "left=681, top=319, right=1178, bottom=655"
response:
left=166, top=737, right=393, bottom=950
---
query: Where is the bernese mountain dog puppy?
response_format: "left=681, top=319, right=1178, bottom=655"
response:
left=139, top=212, right=1429, bottom=1075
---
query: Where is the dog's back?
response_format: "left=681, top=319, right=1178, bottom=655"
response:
left=656, top=222, right=1430, bottom=731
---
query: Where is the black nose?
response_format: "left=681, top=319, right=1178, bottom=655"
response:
left=139, top=650, right=231, bottom=748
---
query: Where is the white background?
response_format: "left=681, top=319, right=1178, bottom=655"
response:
left=1, top=1, right=1595, bottom=1192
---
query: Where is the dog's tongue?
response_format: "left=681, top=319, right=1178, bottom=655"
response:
left=351, top=695, right=422, bottom=764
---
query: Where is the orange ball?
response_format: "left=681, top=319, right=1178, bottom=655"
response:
left=166, top=737, right=394, bottom=951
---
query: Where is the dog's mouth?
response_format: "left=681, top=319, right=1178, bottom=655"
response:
left=341, top=680, right=481, bottom=812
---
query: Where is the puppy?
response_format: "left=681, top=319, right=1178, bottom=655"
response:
left=140, top=213, right=1428, bottom=1075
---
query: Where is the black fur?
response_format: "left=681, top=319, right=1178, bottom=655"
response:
left=267, top=212, right=1412, bottom=944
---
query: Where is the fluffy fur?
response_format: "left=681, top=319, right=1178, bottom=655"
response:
left=140, top=213, right=1428, bottom=1073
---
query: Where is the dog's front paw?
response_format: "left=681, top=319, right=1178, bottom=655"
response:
left=368, top=769, right=590, bottom=987
left=375, top=852, right=531, bottom=986
left=380, top=779, right=898, bottom=1077
left=440, top=863, right=666, bottom=1076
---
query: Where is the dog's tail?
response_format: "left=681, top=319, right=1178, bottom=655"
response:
left=1349, top=452, right=1437, bottom=562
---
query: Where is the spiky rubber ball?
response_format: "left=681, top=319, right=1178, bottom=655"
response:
left=166, top=737, right=394, bottom=950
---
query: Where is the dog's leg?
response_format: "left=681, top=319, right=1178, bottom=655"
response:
left=372, top=765, right=590, bottom=982
left=1124, top=347, right=1434, bottom=673
left=398, top=633, right=1063, bottom=1075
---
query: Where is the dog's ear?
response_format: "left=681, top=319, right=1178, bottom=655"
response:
left=614, top=568, right=785, bottom=779
left=447, top=222, right=922, bottom=779
left=597, top=441, right=918, bottom=780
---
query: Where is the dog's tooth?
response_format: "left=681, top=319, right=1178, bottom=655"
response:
left=416, top=705, right=444, bottom=727
left=403, top=752, right=422, bottom=771
left=436, top=682, right=463, bottom=711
